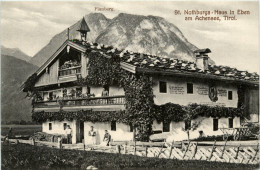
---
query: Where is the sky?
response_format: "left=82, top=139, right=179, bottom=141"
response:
left=1, top=1, right=259, bottom=73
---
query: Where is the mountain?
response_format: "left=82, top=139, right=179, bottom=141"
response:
left=30, top=13, right=111, bottom=66
left=1, top=46, right=32, bottom=62
left=30, top=13, right=214, bottom=67
left=96, top=13, right=198, bottom=61
left=1, top=54, right=38, bottom=122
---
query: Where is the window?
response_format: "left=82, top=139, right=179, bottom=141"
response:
left=228, top=91, right=233, bottom=100
left=185, top=120, right=191, bottom=131
left=87, top=86, right=91, bottom=94
left=163, top=122, right=170, bottom=132
left=187, top=83, right=193, bottom=94
left=111, top=121, right=116, bottom=131
left=49, top=92, right=53, bottom=101
left=49, top=123, right=52, bottom=130
left=63, top=123, right=67, bottom=130
left=229, top=118, right=233, bottom=128
left=213, top=118, right=218, bottom=131
left=63, top=89, right=67, bottom=97
left=159, top=81, right=167, bottom=93
left=129, top=123, right=133, bottom=132
left=76, top=87, right=82, bottom=97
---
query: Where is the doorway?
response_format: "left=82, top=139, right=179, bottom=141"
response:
left=79, top=121, right=84, bottom=143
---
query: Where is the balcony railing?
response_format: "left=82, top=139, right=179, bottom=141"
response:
left=34, top=95, right=125, bottom=108
left=58, top=66, right=81, bottom=77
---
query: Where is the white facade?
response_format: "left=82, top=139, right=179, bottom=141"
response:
left=42, top=116, right=240, bottom=144
left=153, top=76, right=238, bottom=107
left=42, top=119, right=77, bottom=144
left=84, top=121, right=133, bottom=144
left=41, top=77, right=242, bottom=144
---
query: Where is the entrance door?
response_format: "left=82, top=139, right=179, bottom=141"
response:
left=79, top=121, right=84, bottom=143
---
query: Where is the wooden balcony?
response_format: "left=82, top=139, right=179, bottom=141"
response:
left=33, top=95, right=125, bottom=108
left=58, top=66, right=81, bottom=77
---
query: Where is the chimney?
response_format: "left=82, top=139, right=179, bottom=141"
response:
left=194, top=48, right=211, bottom=71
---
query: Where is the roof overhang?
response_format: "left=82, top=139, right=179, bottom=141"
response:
left=136, top=67, right=259, bottom=87
left=36, top=40, right=87, bottom=76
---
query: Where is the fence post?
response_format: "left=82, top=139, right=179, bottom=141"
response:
left=157, top=144, right=164, bottom=158
left=169, top=141, right=174, bottom=159
left=31, top=138, right=35, bottom=146
left=235, top=144, right=241, bottom=159
left=145, top=146, right=148, bottom=157
left=181, top=141, right=185, bottom=151
left=58, top=137, right=62, bottom=149
left=183, top=140, right=191, bottom=159
left=124, top=144, right=127, bottom=154
left=249, top=144, right=259, bottom=163
left=220, top=138, right=228, bottom=158
left=192, top=142, right=198, bottom=159
left=208, top=140, right=216, bottom=161
left=134, top=141, right=136, bottom=155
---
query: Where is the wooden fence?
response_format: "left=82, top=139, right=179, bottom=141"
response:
left=3, top=137, right=259, bottom=165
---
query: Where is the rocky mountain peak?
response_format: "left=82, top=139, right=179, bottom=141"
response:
left=30, top=13, right=214, bottom=66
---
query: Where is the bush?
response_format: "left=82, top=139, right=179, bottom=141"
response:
left=2, top=143, right=259, bottom=170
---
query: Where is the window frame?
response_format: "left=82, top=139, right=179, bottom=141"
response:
left=159, top=81, right=167, bottom=93
left=187, top=83, right=193, bottom=94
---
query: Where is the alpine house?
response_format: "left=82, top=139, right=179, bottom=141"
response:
left=23, top=17, right=259, bottom=144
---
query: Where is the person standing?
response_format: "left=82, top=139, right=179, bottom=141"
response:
left=101, top=88, right=109, bottom=97
left=65, top=125, right=72, bottom=144
left=88, top=126, right=96, bottom=148
left=103, top=130, right=111, bottom=146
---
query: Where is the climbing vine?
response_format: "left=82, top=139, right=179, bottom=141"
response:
left=32, top=110, right=128, bottom=123
left=29, top=49, right=247, bottom=142
left=122, top=73, right=154, bottom=141
left=77, top=51, right=121, bottom=86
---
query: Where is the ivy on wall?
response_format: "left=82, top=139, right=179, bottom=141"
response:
left=32, top=110, right=128, bottom=123
left=122, top=73, right=154, bottom=141
left=77, top=51, right=121, bottom=86
left=27, top=49, right=246, bottom=142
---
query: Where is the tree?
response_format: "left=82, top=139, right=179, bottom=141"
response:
left=182, top=105, right=202, bottom=141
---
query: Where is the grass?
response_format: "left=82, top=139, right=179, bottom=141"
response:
left=1, top=125, right=42, bottom=136
left=1, top=143, right=259, bottom=170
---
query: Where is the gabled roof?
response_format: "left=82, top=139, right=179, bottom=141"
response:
left=33, top=39, right=259, bottom=86
left=76, top=17, right=90, bottom=33
left=36, top=40, right=87, bottom=76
